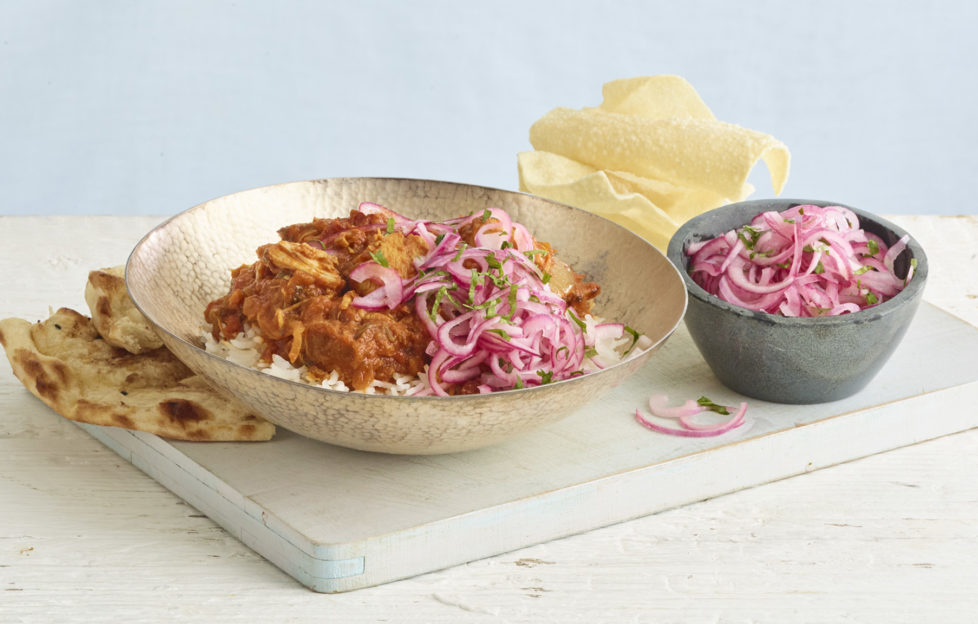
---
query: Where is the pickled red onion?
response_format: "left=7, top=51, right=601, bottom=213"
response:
left=686, top=204, right=913, bottom=317
left=635, top=394, right=747, bottom=437
left=348, top=203, right=644, bottom=395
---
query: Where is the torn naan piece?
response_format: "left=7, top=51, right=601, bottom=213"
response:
left=85, top=265, right=164, bottom=354
left=0, top=308, right=275, bottom=441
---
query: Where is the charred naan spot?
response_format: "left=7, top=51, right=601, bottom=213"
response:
left=15, top=349, right=59, bottom=401
left=113, top=413, right=135, bottom=429
left=239, top=424, right=256, bottom=437
left=184, top=429, right=211, bottom=441
left=97, top=296, right=112, bottom=318
left=158, top=399, right=212, bottom=426
left=0, top=326, right=6, bottom=347
left=50, top=360, right=70, bottom=384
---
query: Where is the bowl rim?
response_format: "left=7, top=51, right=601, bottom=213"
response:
left=666, top=198, right=928, bottom=325
left=126, top=176, right=689, bottom=402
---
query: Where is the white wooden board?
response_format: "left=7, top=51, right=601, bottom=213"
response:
left=77, top=301, right=978, bottom=593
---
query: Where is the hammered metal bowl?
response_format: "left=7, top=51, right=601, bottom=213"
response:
left=126, top=178, right=686, bottom=454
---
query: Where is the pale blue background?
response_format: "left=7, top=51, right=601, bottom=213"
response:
left=1, top=0, right=974, bottom=216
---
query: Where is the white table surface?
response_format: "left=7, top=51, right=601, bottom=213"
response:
left=1, top=214, right=976, bottom=623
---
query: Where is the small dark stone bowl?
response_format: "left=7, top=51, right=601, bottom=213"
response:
left=666, top=199, right=928, bottom=404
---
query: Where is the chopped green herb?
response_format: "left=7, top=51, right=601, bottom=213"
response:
left=309, top=239, right=326, bottom=250
left=486, top=328, right=511, bottom=341
left=813, top=261, right=825, bottom=274
left=452, top=242, right=468, bottom=262
left=523, top=249, right=547, bottom=258
left=567, top=309, right=587, bottom=332
left=434, top=233, right=446, bottom=245
left=467, top=269, right=481, bottom=304
left=696, top=396, right=730, bottom=415
left=369, top=249, right=389, bottom=267
left=514, top=377, right=524, bottom=389
left=429, top=285, right=459, bottom=321
left=536, top=370, right=554, bottom=384
left=481, top=208, right=492, bottom=222
left=504, top=283, right=518, bottom=320
left=623, top=325, right=641, bottom=354
left=854, top=265, right=873, bottom=275
left=541, top=272, right=552, bottom=284
left=486, top=253, right=507, bottom=273
left=500, top=240, right=511, bottom=249
left=866, top=239, right=880, bottom=256
left=385, top=217, right=395, bottom=235
left=864, top=291, right=879, bottom=305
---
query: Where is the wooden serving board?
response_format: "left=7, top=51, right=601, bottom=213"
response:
left=77, top=301, right=978, bottom=593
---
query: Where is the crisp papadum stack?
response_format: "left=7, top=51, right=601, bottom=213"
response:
left=518, top=75, right=791, bottom=250
left=0, top=267, right=275, bottom=442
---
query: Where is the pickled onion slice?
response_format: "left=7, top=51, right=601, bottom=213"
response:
left=635, top=394, right=747, bottom=437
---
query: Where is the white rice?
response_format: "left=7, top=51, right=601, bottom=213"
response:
left=201, top=324, right=429, bottom=395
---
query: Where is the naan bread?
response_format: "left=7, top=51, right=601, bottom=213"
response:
left=85, top=266, right=164, bottom=354
left=0, top=308, right=275, bottom=441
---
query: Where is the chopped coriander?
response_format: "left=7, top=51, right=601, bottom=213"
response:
left=854, top=265, right=873, bottom=275
left=504, top=283, right=518, bottom=320
left=369, top=249, right=389, bottom=267
left=813, top=261, right=825, bottom=274
left=567, top=309, right=587, bottom=332
left=486, top=253, right=503, bottom=272
left=623, top=325, right=641, bottom=354
left=481, top=208, right=492, bottom=222
left=541, top=272, right=552, bottom=284
left=429, top=285, right=459, bottom=321
left=467, top=269, right=481, bottom=304
left=385, top=217, right=395, bottom=235
left=452, top=242, right=468, bottom=262
left=696, top=396, right=730, bottom=415
left=536, top=370, right=554, bottom=384
left=434, top=233, right=446, bottom=245
left=866, top=239, right=880, bottom=256
left=486, top=328, right=511, bottom=341
left=864, top=291, right=879, bottom=305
